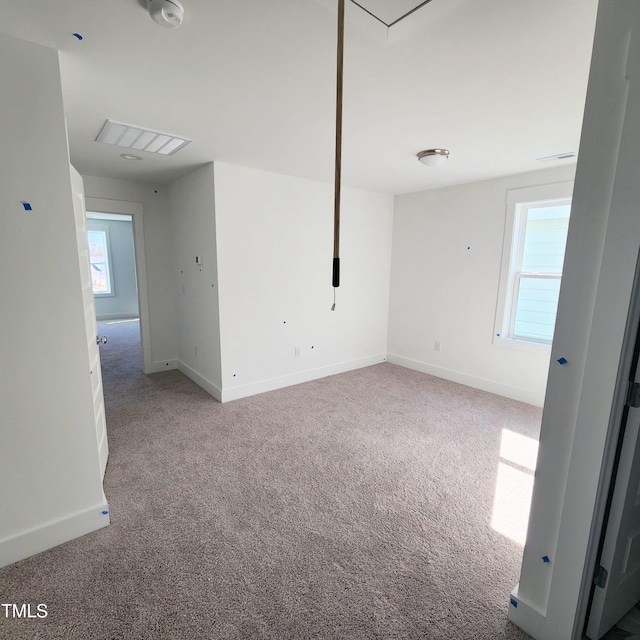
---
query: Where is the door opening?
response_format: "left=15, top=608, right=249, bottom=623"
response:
left=87, top=212, right=139, bottom=322
left=87, top=210, right=142, bottom=375
left=85, top=197, right=153, bottom=375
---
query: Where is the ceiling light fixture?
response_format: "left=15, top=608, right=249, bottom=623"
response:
left=147, top=0, right=184, bottom=28
left=417, top=148, right=450, bottom=167
left=96, top=120, right=191, bottom=156
left=120, top=154, right=142, bottom=161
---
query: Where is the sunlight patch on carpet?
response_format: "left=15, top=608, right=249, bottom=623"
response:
left=500, top=429, right=538, bottom=471
left=491, top=429, right=538, bottom=545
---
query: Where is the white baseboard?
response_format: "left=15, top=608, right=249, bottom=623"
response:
left=177, top=360, right=222, bottom=402
left=507, top=584, right=547, bottom=639
left=387, top=354, right=544, bottom=407
left=0, top=503, right=110, bottom=569
left=221, top=354, right=387, bottom=403
left=146, top=359, right=178, bottom=374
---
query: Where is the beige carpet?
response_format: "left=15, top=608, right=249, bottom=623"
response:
left=0, top=319, right=536, bottom=639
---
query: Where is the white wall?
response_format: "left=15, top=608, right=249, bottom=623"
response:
left=0, top=33, right=108, bottom=567
left=388, top=165, right=576, bottom=407
left=169, top=163, right=222, bottom=398
left=82, top=175, right=177, bottom=370
left=509, top=1, right=640, bottom=637
left=213, top=162, right=393, bottom=401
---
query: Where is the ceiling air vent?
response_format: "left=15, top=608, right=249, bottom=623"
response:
left=536, top=152, right=577, bottom=163
left=95, top=120, right=191, bottom=156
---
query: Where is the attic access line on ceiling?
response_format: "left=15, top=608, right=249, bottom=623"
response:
left=332, top=0, right=434, bottom=309
left=349, top=0, right=434, bottom=28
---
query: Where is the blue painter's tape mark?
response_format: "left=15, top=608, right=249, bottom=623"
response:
left=510, top=598, right=518, bottom=608
left=72, top=33, right=83, bottom=40
left=557, top=357, right=568, bottom=365
left=542, top=555, right=550, bottom=563
left=21, top=201, right=32, bottom=211
left=102, top=510, right=109, bottom=515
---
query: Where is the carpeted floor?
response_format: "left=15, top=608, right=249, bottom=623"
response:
left=0, top=319, right=537, bottom=639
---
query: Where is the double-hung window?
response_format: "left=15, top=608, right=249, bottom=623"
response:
left=495, top=182, right=573, bottom=348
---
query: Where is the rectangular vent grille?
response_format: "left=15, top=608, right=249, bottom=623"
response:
left=95, top=120, right=191, bottom=156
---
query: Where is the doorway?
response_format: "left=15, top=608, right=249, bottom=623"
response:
left=87, top=210, right=144, bottom=388
left=85, top=197, right=153, bottom=374
left=87, top=212, right=139, bottom=322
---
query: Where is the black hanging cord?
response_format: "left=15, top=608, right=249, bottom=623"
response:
left=332, top=0, right=345, bottom=304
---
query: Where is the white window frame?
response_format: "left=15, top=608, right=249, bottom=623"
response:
left=494, top=181, right=573, bottom=352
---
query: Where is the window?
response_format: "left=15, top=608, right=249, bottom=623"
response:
left=495, top=182, right=573, bottom=348
left=87, top=229, right=113, bottom=296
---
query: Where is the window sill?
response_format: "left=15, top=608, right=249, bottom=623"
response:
left=493, top=335, right=552, bottom=354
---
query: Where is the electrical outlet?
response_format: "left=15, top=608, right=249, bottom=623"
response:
left=294, top=346, right=301, bottom=357
left=434, top=340, right=441, bottom=352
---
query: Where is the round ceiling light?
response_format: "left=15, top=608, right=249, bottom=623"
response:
left=147, top=0, right=184, bottom=28
left=417, top=149, right=450, bottom=167
left=120, top=154, right=143, bottom=161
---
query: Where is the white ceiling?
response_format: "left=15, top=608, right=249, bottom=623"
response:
left=0, top=0, right=598, bottom=195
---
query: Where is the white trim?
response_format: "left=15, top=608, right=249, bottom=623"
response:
left=493, top=181, right=574, bottom=351
left=220, top=354, right=388, bottom=403
left=387, top=353, right=544, bottom=407
left=85, top=197, right=154, bottom=375
left=87, top=212, right=132, bottom=222
left=0, top=502, right=110, bottom=569
left=508, top=585, right=547, bottom=638
left=493, top=334, right=552, bottom=354
left=177, top=360, right=222, bottom=402
left=505, top=181, right=575, bottom=208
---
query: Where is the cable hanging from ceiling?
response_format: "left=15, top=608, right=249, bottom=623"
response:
left=332, top=0, right=345, bottom=311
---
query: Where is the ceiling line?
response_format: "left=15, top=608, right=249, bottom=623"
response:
left=348, top=0, right=435, bottom=28
left=388, top=0, right=434, bottom=27
left=349, top=1, right=388, bottom=27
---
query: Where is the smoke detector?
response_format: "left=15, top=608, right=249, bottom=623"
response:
left=147, top=0, right=184, bottom=28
